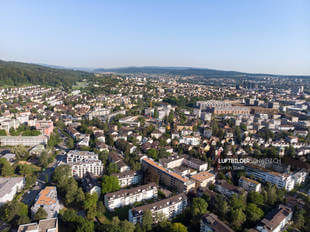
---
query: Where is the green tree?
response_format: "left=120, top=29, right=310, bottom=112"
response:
left=77, top=219, right=94, bottom=232
left=64, top=177, right=78, bottom=205
left=102, top=175, right=120, bottom=194
left=52, top=165, right=71, bottom=188
left=16, top=164, right=36, bottom=175
left=11, top=145, right=29, bottom=160
left=191, top=198, right=208, bottom=217
left=154, top=108, right=159, bottom=118
left=84, top=193, right=98, bottom=220
left=265, top=183, right=277, bottom=206
left=168, top=111, right=174, bottom=124
left=120, top=220, right=135, bottom=232
left=170, top=222, right=187, bottom=232
left=96, top=201, right=106, bottom=218
left=48, top=133, right=58, bottom=147
left=0, top=129, right=7, bottom=136
left=293, top=208, right=305, bottom=229
left=142, top=210, right=153, bottom=231
left=230, top=208, right=246, bottom=230
left=17, top=215, right=30, bottom=225
left=38, top=152, right=49, bottom=168
left=67, top=137, right=75, bottom=149
left=247, top=191, right=264, bottom=206
left=0, top=158, right=14, bottom=177
left=245, top=203, right=264, bottom=223
left=218, top=199, right=229, bottom=218
left=76, top=188, right=85, bottom=204
left=147, top=148, right=158, bottom=160
left=1, top=200, right=28, bottom=223
left=25, top=175, right=37, bottom=189
left=34, top=207, right=48, bottom=220
left=107, top=163, right=119, bottom=175
left=230, top=194, right=246, bottom=210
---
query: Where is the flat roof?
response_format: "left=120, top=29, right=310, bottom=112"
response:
left=191, top=171, right=215, bottom=182
left=143, top=158, right=188, bottom=183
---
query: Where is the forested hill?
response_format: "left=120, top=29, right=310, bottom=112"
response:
left=0, top=60, right=94, bottom=87
left=95, top=66, right=310, bottom=79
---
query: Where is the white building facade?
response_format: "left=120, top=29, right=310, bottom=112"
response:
left=129, top=193, right=187, bottom=224
left=0, top=177, right=25, bottom=205
left=104, top=183, right=158, bottom=211
left=66, top=150, right=104, bottom=178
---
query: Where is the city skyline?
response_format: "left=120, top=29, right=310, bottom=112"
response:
left=1, top=0, right=310, bottom=75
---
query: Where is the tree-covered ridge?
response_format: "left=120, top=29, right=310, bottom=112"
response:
left=95, top=66, right=310, bottom=79
left=0, top=60, right=94, bottom=87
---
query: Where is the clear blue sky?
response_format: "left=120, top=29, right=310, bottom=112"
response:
left=1, top=0, right=309, bottom=75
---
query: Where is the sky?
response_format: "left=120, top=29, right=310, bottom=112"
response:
left=0, top=0, right=309, bottom=75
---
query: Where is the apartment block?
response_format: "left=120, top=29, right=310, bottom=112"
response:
left=112, top=170, right=143, bottom=188
left=160, top=154, right=208, bottom=172
left=0, top=177, right=25, bottom=205
left=196, top=100, right=231, bottom=110
left=17, top=218, right=58, bottom=232
left=212, top=106, right=250, bottom=115
left=200, top=213, right=234, bottom=232
left=256, top=205, right=292, bottom=232
left=0, top=135, right=48, bottom=147
left=244, top=164, right=307, bottom=191
left=215, top=180, right=244, bottom=197
left=128, top=193, right=187, bottom=224
left=104, top=183, right=158, bottom=211
left=190, top=171, right=216, bottom=188
left=142, top=157, right=195, bottom=193
left=239, top=176, right=262, bottom=192
left=66, top=150, right=104, bottom=178
left=31, top=186, right=60, bottom=219
left=35, top=120, right=54, bottom=137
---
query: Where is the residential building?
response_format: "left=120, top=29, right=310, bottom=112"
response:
left=17, top=218, right=58, bottom=232
left=129, top=193, right=187, bottom=224
left=66, top=150, right=104, bottom=178
left=0, top=177, right=24, bottom=205
left=0, top=119, right=20, bottom=133
left=35, top=120, right=54, bottom=137
left=239, top=176, right=262, bottom=192
left=200, top=213, right=234, bottom=232
left=256, top=205, right=292, bottom=232
left=190, top=172, right=216, bottom=188
left=160, top=154, right=208, bottom=172
left=31, top=187, right=60, bottom=219
left=196, top=100, right=231, bottom=110
left=87, top=108, right=110, bottom=120
left=215, top=180, right=244, bottom=197
left=119, top=116, right=141, bottom=127
left=81, top=173, right=101, bottom=196
left=179, top=136, right=201, bottom=146
left=0, top=136, right=48, bottom=146
left=142, top=157, right=195, bottom=192
left=109, top=152, right=130, bottom=173
left=104, top=183, right=158, bottom=211
left=244, top=164, right=307, bottom=191
left=112, top=170, right=143, bottom=188
left=212, top=106, right=250, bottom=115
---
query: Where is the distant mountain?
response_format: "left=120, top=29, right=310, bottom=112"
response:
left=0, top=60, right=94, bottom=87
left=1, top=59, right=309, bottom=88
left=95, top=66, right=310, bottom=79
